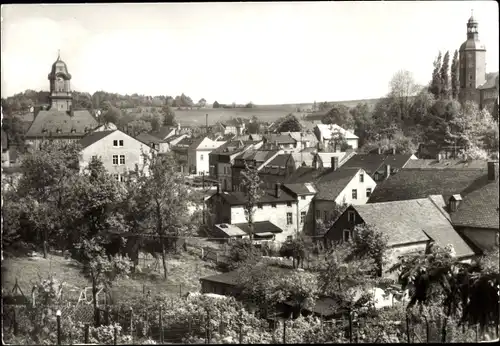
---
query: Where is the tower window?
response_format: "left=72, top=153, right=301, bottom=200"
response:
left=469, top=83, right=473, bottom=87
left=469, top=74, right=473, bottom=80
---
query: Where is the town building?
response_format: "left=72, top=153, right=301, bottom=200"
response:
left=231, top=149, right=282, bottom=191
left=24, top=54, right=99, bottom=149
left=340, top=151, right=417, bottom=182
left=313, top=124, right=359, bottom=150
left=324, top=197, right=476, bottom=274
left=187, top=137, right=227, bottom=176
left=262, top=134, right=298, bottom=153
left=171, top=137, right=194, bottom=174
left=78, top=129, right=157, bottom=181
left=458, top=13, right=499, bottom=113
left=258, top=154, right=296, bottom=189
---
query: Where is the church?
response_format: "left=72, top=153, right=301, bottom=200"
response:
left=458, top=12, right=499, bottom=115
left=24, top=53, right=99, bottom=149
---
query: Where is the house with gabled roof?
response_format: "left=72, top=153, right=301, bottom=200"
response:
left=262, top=134, right=297, bottom=153
left=285, top=164, right=377, bottom=233
left=187, top=137, right=227, bottom=176
left=231, top=149, right=282, bottom=191
left=340, top=151, right=417, bottom=182
left=208, top=140, right=261, bottom=191
left=449, top=161, right=499, bottom=253
left=79, top=129, right=157, bottom=181
left=314, top=124, right=359, bottom=150
left=258, top=154, right=296, bottom=189
left=207, top=182, right=317, bottom=242
left=325, top=197, right=476, bottom=276
left=284, top=131, right=319, bottom=152
left=135, top=132, right=170, bottom=153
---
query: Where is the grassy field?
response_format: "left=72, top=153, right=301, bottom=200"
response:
left=1, top=249, right=222, bottom=305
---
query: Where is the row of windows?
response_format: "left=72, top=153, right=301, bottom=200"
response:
left=113, top=140, right=124, bottom=147
left=112, top=155, right=126, bottom=165
left=351, top=188, right=371, bottom=200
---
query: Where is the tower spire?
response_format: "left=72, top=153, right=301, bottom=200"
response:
left=57, top=49, right=60, bottom=60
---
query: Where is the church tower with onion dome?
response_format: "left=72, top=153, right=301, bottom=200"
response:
left=458, top=11, right=487, bottom=105
left=47, top=50, right=73, bottom=112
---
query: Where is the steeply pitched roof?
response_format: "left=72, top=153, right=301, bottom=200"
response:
left=350, top=198, right=475, bottom=257
left=285, top=166, right=360, bottom=201
left=266, top=154, right=293, bottom=167
left=210, top=140, right=249, bottom=156
left=211, top=188, right=296, bottom=206
left=451, top=179, right=499, bottom=229
left=368, top=168, right=488, bottom=203
left=235, top=149, right=278, bottom=163
left=404, top=159, right=488, bottom=170
left=282, top=183, right=317, bottom=196
left=25, top=109, right=98, bottom=137
left=189, top=137, right=206, bottom=150
left=340, top=154, right=414, bottom=175
left=79, top=130, right=115, bottom=149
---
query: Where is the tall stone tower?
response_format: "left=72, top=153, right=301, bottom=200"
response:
left=458, top=12, right=487, bottom=105
left=47, top=51, right=73, bottom=112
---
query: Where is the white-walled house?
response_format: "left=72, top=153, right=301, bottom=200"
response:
left=188, top=137, right=227, bottom=175
left=79, top=129, right=157, bottom=181
left=207, top=183, right=317, bottom=243
left=314, top=124, right=359, bottom=150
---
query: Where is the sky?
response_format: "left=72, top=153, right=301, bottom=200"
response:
left=1, top=1, right=499, bottom=105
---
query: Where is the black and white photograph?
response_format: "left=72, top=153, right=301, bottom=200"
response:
left=1, top=1, right=499, bottom=344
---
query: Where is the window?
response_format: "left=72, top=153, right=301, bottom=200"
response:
left=469, top=74, right=473, bottom=80
left=120, top=175, right=125, bottom=182
left=287, top=213, right=293, bottom=225
left=119, top=155, right=125, bottom=165
left=257, top=203, right=263, bottom=209
left=287, top=235, right=293, bottom=241
left=347, top=210, right=356, bottom=223
left=301, top=196, right=306, bottom=200
left=92, top=155, right=97, bottom=161
left=343, top=229, right=351, bottom=242
left=301, top=212, right=306, bottom=224
left=316, top=210, right=321, bottom=219
left=119, top=140, right=123, bottom=147
left=271, top=203, right=277, bottom=208
left=366, top=188, right=372, bottom=198
left=359, top=173, right=364, bottom=183
left=113, top=174, right=120, bottom=181
left=200, top=154, right=204, bottom=161
left=113, top=140, right=118, bottom=147
left=287, top=202, right=292, bottom=207
left=112, top=155, right=118, bottom=165
left=323, top=211, right=328, bottom=221
left=352, top=189, right=358, bottom=200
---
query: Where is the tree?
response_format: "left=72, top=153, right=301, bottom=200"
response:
left=429, top=52, right=442, bottom=99
left=318, top=101, right=331, bottom=112
left=322, top=104, right=354, bottom=129
left=279, top=236, right=308, bottom=269
left=345, top=224, right=388, bottom=277
left=101, top=105, right=121, bottom=125
left=388, top=70, right=421, bottom=123
left=197, top=98, right=207, bottom=109
left=247, top=115, right=261, bottom=134
left=127, top=119, right=152, bottom=136
left=134, top=152, right=193, bottom=279
left=350, top=102, right=373, bottom=147
left=440, top=51, right=451, bottom=99
left=213, top=101, right=220, bottom=108
left=240, top=162, right=264, bottom=243
left=161, top=105, right=177, bottom=126
left=225, top=238, right=262, bottom=270
left=451, top=50, right=460, bottom=100
left=16, top=141, right=81, bottom=258
left=1, top=115, right=26, bottom=148
left=245, top=101, right=254, bottom=108
left=276, top=114, right=302, bottom=132
left=73, top=237, right=131, bottom=326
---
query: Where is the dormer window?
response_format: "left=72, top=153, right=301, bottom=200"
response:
left=56, top=128, right=62, bottom=134
left=71, top=128, right=76, bottom=134
left=42, top=128, right=48, bottom=134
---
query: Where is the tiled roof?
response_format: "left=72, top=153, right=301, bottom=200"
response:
left=233, top=221, right=284, bottom=235
left=351, top=198, right=475, bottom=257
left=189, top=137, right=206, bottom=150
left=264, top=134, right=297, bottom=145
left=25, top=109, right=98, bottom=137
left=175, top=137, right=194, bottom=147
left=451, top=179, right=499, bottom=229
left=235, top=150, right=278, bottom=164
left=266, top=154, right=293, bottom=167
left=368, top=168, right=488, bottom=203
left=285, top=166, right=360, bottom=201
left=210, top=140, right=248, bottom=156
left=404, top=159, right=488, bottom=170
left=282, top=183, right=317, bottom=195
left=79, top=130, right=115, bottom=149
left=283, top=132, right=318, bottom=144
left=340, top=154, right=414, bottom=175
left=213, top=188, right=296, bottom=206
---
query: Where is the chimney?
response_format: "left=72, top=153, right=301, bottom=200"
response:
left=331, top=156, right=339, bottom=171
left=385, top=164, right=391, bottom=180
left=275, top=183, right=281, bottom=198
left=377, top=147, right=382, bottom=155
left=313, top=156, right=319, bottom=169
left=487, top=161, right=499, bottom=181
left=437, top=153, right=442, bottom=162
left=217, top=182, right=221, bottom=194
left=391, top=147, right=396, bottom=155
left=335, top=144, right=341, bottom=153
left=448, top=195, right=462, bottom=213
